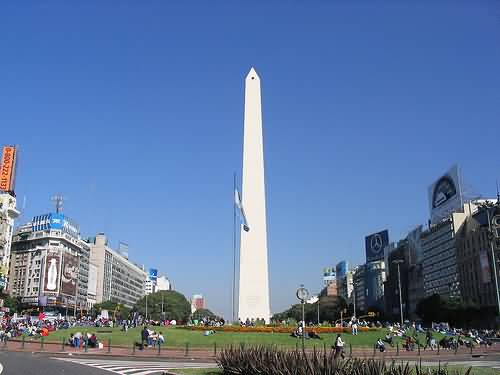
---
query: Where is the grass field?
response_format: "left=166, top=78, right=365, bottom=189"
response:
left=22, top=326, right=443, bottom=349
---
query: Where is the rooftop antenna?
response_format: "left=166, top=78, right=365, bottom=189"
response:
left=496, top=180, right=500, bottom=204
left=51, top=194, right=65, bottom=213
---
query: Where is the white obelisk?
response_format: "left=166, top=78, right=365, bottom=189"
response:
left=238, top=67, right=271, bottom=323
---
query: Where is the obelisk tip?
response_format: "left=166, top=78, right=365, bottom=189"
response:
left=246, top=67, right=260, bottom=81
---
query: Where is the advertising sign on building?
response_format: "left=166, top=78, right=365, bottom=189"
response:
left=60, top=252, right=78, bottom=296
left=149, top=268, right=158, bottom=281
left=428, top=165, right=463, bottom=225
left=479, top=251, right=491, bottom=284
left=44, top=250, right=61, bottom=294
left=365, top=230, right=389, bottom=262
left=0, top=146, right=17, bottom=193
left=32, top=213, right=80, bottom=238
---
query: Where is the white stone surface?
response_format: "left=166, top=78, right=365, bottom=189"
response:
left=238, top=67, right=271, bottom=323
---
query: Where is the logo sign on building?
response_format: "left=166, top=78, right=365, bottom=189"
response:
left=44, top=250, right=62, bottom=294
left=149, top=268, right=158, bottom=281
left=365, top=230, right=389, bottom=262
left=32, top=213, right=80, bottom=238
left=479, top=251, right=491, bottom=284
left=0, top=146, right=17, bottom=193
left=60, top=252, right=79, bottom=296
left=428, top=165, right=463, bottom=225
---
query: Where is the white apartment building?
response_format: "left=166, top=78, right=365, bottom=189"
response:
left=87, top=233, right=147, bottom=308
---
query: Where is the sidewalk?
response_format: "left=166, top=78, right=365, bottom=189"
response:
left=1, top=339, right=498, bottom=363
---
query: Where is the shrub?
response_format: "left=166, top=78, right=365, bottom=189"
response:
left=184, top=326, right=374, bottom=334
left=216, top=346, right=472, bottom=375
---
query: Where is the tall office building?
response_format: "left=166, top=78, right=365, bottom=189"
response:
left=353, top=265, right=366, bottom=314
left=0, top=193, right=20, bottom=291
left=422, top=201, right=494, bottom=299
left=9, top=213, right=90, bottom=310
left=365, top=260, right=386, bottom=311
left=87, top=233, right=147, bottom=308
left=456, top=203, right=500, bottom=308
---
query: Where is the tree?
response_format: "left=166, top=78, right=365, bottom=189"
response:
left=134, top=290, right=191, bottom=322
left=91, top=301, right=130, bottom=320
left=272, top=296, right=347, bottom=324
left=3, top=295, right=21, bottom=313
left=192, top=308, right=217, bottom=321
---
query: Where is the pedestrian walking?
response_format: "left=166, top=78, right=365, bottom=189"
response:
left=333, top=334, right=345, bottom=360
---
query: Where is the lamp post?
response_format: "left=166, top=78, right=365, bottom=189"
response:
left=145, top=293, right=148, bottom=321
left=392, top=259, right=404, bottom=326
left=317, top=298, right=320, bottom=325
left=352, top=279, right=356, bottom=319
left=157, top=293, right=166, bottom=321
left=296, top=285, right=309, bottom=351
left=487, top=209, right=500, bottom=316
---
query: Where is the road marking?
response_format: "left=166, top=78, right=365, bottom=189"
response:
left=0, top=362, right=3, bottom=374
left=53, top=357, right=217, bottom=374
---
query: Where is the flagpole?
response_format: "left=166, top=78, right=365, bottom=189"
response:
left=232, top=172, right=237, bottom=324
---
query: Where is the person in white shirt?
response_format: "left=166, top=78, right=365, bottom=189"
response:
left=334, top=334, right=345, bottom=359
left=157, top=332, right=165, bottom=345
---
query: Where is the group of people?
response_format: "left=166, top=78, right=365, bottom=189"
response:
left=68, top=332, right=99, bottom=348
left=239, top=318, right=266, bottom=327
left=191, top=317, right=225, bottom=327
left=139, top=326, right=165, bottom=349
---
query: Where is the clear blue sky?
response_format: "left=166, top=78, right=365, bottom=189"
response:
left=1, top=1, right=499, bottom=318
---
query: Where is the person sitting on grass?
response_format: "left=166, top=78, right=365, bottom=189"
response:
left=308, top=330, right=321, bottom=340
left=383, top=333, right=394, bottom=347
left=88, top=333, right=98, bottom=348
left=404, top=335, right=414, bottom=351
left=376, top=338, right=386, bottom=352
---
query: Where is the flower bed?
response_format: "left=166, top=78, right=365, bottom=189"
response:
left=182, top=326, right=375, bottom=333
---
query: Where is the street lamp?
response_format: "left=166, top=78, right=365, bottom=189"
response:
left=392, top=259, right=404, bottom=326
left=157, top=293, right=166, bottom=321
left=317, top=298, right=320, bottom=326
left=352, top=279, right=356, bottom=319
left=296, top=285, right=309, bottom=351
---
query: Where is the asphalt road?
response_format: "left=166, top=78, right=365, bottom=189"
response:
left=0, top=351, right=111, bottom=374
left=0, top=352, right=218, bottom=374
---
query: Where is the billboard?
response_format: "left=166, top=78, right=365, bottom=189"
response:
left=479, top=251, right=491, bottom=284
left=60, top=252, right=78, bottom=296
left=44, top=250, right=61, bottom=294
left=32, top=213, right=80, bottom=238
left=365, top=230, right=389, bottom=262
left=0, top=146, right=17, bottom=193
left=428, top=165, right=463, bottom=225
left=149, top=268, right=158, bottom=281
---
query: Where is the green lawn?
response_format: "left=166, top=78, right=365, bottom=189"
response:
left=22, top=326, right=444, bottom=349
